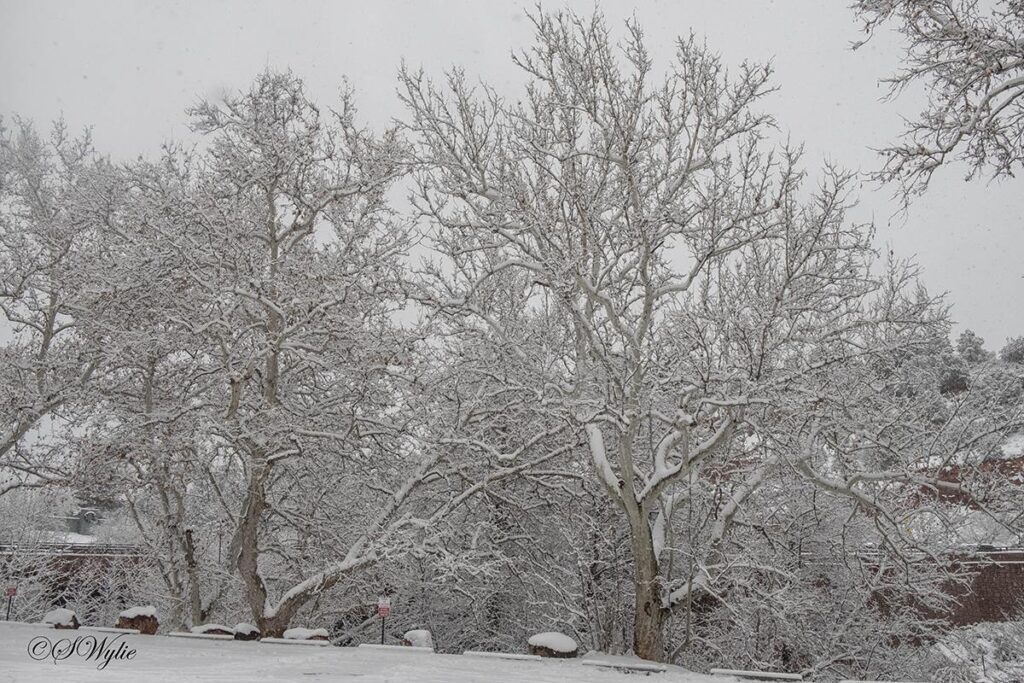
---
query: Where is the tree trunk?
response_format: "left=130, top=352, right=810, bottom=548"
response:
left=255, top=585, right=317, bottom=637
left=257, top=613, right=293, bottom=639
left=183, top=529, right=203, bottom=626
left=233, top=460, right=271, bottom=628
left=631, top=523, right=666, bottom=661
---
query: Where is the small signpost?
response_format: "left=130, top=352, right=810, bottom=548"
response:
left=4, top=586, right=15, bottom=621
left=377, top=596, right=391, bottom=644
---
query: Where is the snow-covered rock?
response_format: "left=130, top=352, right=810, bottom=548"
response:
left=43, top=608, right=79, bottom=629
left=283, top=627, right=329, bottom=641
left=233, top=622, right=260, bottom=641
left=403, top=629, right=433, bottom=648
left=527, top=631, right=578, bottom=658
left=191, top=623, right=233, bottom=636
left=119, top=605, right=157, bottom=619
left=117, top=605, right=159, bottom=634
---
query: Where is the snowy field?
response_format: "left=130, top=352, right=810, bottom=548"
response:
left=0, top=622, right=728, bottom=683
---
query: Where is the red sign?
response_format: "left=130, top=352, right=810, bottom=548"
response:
left=4, top=587, right=15, bottom=598
left=377, top=597, right=391, bottom=618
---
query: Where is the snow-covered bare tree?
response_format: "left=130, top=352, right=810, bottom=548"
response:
left=0, top=119, right=102, bottom=496
left=91, top=71, right=419, bottom=635
left=854, top=0, right=1024, bottom=198
left=402, top=10, right=1022, bottom=662
left=70, top=238, right=233, bottom=630
left=38, top=69, right=584, bottom=638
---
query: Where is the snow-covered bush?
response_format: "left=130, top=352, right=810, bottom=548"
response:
left=927, top=621, right=1024, bottom=683
left=43, top=608, right=79, bottom=629
left=527, top=632, right=578, bottom=658
left=403, top=629, right=433, bottom=648
left=233, top=623, right=260, bottom=641
left=1000, top=337, right=1024, bottom=365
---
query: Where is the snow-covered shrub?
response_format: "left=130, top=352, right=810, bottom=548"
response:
left=403, top=629, right=433, bottom=648
left=926, top=621, right=1024, bottom=683
left=999, top=336, right=1024, bottom=365
left=233, top=623, right=260, bottom=641
left=528, top=632, right=578, bottom=658
left=43, top=608, right=79, bottom=629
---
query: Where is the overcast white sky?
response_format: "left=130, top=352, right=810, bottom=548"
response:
left=1, top=0, right=1021, bottom=346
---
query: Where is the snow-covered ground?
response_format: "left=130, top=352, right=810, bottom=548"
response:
left=0, top=621, right=727, bottom=683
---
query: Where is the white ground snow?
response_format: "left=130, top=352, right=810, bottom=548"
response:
left=0, top=621, right=728, bottom=682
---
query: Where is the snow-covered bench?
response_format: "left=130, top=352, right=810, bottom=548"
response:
left=358, top=643, right=434, bottom=653
left=168, top=631, right=235, bottom=641
left=91, top=626, right=141, bottom=635
left=261, top=627, right=332, bottom=646
left=260, top=637, right=331, bottom=646
left=581, top=655, right=667, bottom=671
left=463, top=650, right=542, bottom=661
left=581, top=654, right=667, bottom=673
left=191, top=624, right=234, bottom=636
left=710, top=668, right=802, bottom=681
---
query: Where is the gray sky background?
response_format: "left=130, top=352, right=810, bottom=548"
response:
left=1, top=0, right=1021, bottom=347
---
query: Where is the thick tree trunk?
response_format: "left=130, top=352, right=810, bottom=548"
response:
left=631, top=532, right=666, bottom=661
left=233, top=460, right=271, bottom=628
left=183, top=529, right=203, bottom=626
left=258, top=588, right=311, bottom=637
left=257, top=611, right=297, bottom=639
